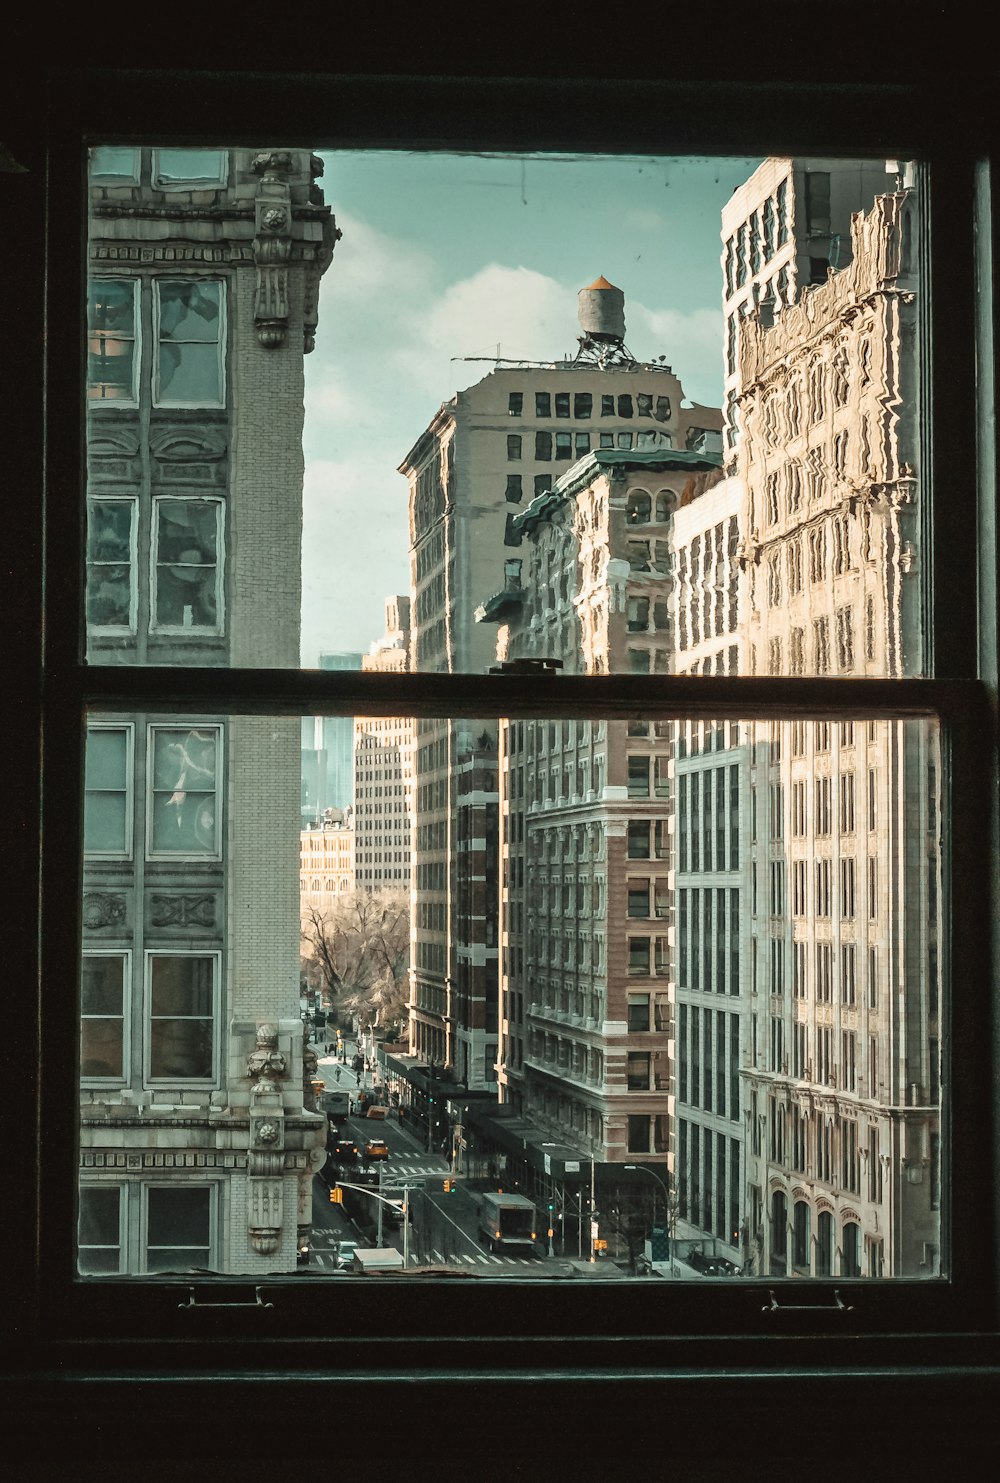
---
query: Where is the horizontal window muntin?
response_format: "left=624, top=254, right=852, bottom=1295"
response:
left=68, top=690, right=975, bottom=1299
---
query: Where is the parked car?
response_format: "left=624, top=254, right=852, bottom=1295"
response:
left=364, top=1138, right=389, bottom=1161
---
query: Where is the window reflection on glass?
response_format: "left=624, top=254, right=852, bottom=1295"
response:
left=86, top=497, right=136, bottom=630
left=149, top=726, right=219, bottom=855
left=147, top=954, right=215, bottom=1080
left=84, top=724, right=130, bottom=855
left=153, top=149, right=228, bottom=186
left=152, top=498, right=221, bottom=631
left=154, top=280, right=223, bottom=406
left=87, top=279, right=137, bottom=402
left=90, top=146, right=140, bottom=180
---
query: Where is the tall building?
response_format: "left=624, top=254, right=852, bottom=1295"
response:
left=480, top=440, right=721, bottom=1197
left=401, top=280, right=722, bottom=1099
left=353, top=598, right=413, bottom=891
left=737, top=185, right=939, bottom=1277
left=301, top=651, right=364, bottom=822
left=670, top=473, right=750, bottom=1264
left=80, top=145, right=335, bottom=1275
left=721, top=158, right=894, bottom=462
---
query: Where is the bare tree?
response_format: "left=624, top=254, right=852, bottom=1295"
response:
left=301, top=890, right=409, bottom=1036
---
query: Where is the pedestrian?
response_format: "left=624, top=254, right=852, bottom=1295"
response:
left=335, top=1067, right=341, bottom=1084
left=356, top=1072, right=361, bottom=1087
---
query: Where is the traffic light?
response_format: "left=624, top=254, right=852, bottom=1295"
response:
left=443, top=1178, right=452, bottom=1193
left=329, top=1187, right=343, bottom=1204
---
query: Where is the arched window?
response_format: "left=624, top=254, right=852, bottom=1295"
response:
left=655, top=489, right=676, bottom=522
left=770, top=1190, right=788, bottom=1275
left=816, top=1210, right=834, bottom=1275
left=842, top=1219, right=861, bottom=1277
left=793, top=1200, right=811, bottom=1272
left=627, top=489, right=651, bottom=524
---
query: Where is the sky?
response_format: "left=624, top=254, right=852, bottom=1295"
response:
left=301, top=151, right=763, bottom=665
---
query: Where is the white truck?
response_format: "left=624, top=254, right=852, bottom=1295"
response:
left=351, top=1247, right=405, bottom=1274
left=478, top=1192, right=538, bottom=1255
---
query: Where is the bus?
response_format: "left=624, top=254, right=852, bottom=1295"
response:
left=478, top=1192, right=538, bottom=1255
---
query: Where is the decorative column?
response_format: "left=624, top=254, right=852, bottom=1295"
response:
left=251, top=151, right=294, bottom=349
left=246, top=1024, right=288, bottom=1257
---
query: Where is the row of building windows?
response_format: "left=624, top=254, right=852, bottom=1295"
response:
left=507, top=390, right=673, bottom=421
left=88, top=277, right=226, bottom=407
left=88, top=496, right=223, bottom=637
left=85, top=723, right=222, bottom=859
left=82, top=950, right=218, bottom=1084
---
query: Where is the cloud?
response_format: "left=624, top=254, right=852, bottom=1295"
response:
left=627, top=304, right=724, bottom=407
left=391, top=265, right=578, bottom=395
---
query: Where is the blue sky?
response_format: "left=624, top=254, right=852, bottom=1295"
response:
left=301, top=151, right=762, bottom=663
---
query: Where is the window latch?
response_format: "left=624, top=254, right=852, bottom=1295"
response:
left=179, top=1286, right=274, bottom=1310
left=762, top=1288, right=853, bottom=1313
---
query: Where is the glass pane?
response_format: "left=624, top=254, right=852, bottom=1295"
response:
left=90, top=147, right=139, bottom=179
left=79, top=709, right=945, bottom=1279
left=86, top=149, right=924, bottom=673
left=85, top=727, right=127, bottom=790
left=154, top=149, right=227, bottom=184
left=83, top=792, right=127, bottom=854
left=154, top=500, right=220, bottom=630
left=150, top=727, right=218, bottom=854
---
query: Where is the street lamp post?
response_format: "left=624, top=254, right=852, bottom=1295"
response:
left=624, top=1163, right=672, bottom=1274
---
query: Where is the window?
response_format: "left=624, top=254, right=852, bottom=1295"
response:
left=88, top=279, right=139, bottom=402
left=146, top=951, right=218, bottom=1082
left=147, top=726, right=221, bottom=857
left=154, top=149, right=228, bottom=186
left=627, top=1052, right=651, bottom=1089
left=507, top=434, right=522, bottom=460
left=535, top=391, right=551, bottom=417
left=505, top=474, right=522, bottom=503
left=628, top=995, right=651, bottom=1032
left=81, top=952, right=128, bottom=1081
left=507, top=392, right=522, bottom=416
left=16, top=64, right=998, bottom=1439
left=86, top=497, right=137, bottom=632
left=84, top=723, right=133, bottom=856
left=153, top=279, right=224, bottom=406
left=152, top=498, right=223, bottom=633
left=534, top=431, right=551, bottom=460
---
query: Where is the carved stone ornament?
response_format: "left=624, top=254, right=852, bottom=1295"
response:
left=246, top=1023, right=287, bottom=1082
left=82, top=892, right=126, bottom=930
left=252, top=156, right=294, bottom=349
left=247, top=1175, right=283, bottom=1256
left=150, top=893, right=215, bottom=928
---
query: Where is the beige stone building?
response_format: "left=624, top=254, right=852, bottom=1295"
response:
left=481, top=444, right=721, bottom=1184
left=353, top=597, right=413, bottom=891
left=80, top=146, right=335, bottom=1275
left=300, top=813, right=355, bottom=915
left=737, top=186, right=940, bottom=1277
left=401, top=282, right=721, bottom=1098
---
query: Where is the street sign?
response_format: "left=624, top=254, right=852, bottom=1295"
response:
left=329, top=1187, right=343, bottom=1204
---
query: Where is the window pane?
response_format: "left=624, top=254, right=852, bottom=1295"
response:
left=153, top=499, right=221, bottom=631
left=86, top=148, right=923, bottom=676
left=78, top=1187, right=122, bottom=1275
left=87, top=499, right=135, bottom=629
left=154, top=149, right=227, bottom=184
left=146, top=1186, right=212, bottom=1272
left=149, top=727, right=219, bottom=854
left=79, top=709, right=944, bottom=1279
